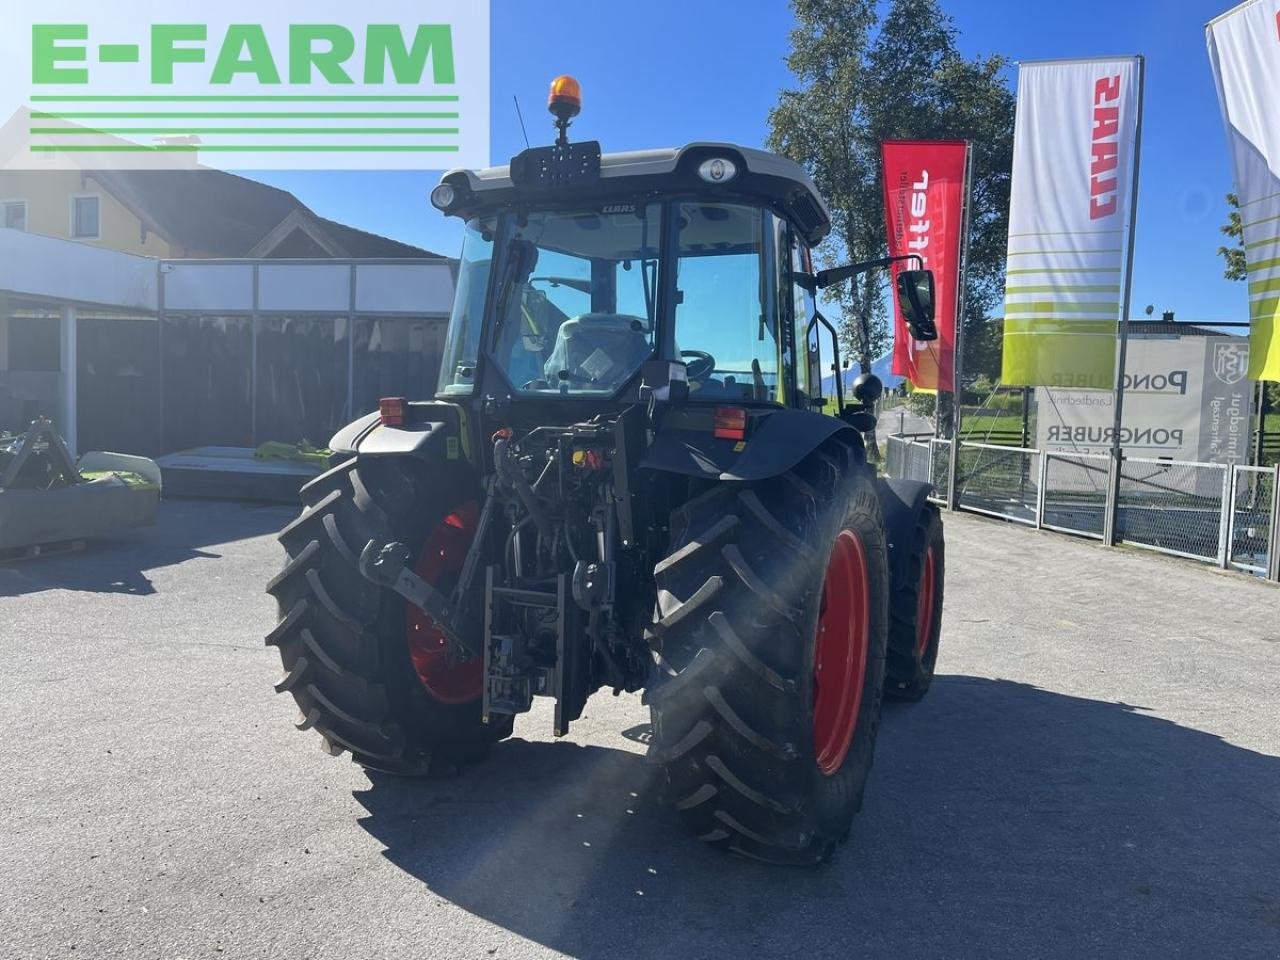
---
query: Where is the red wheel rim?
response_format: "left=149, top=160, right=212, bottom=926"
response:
left=916, top=546, right=937, bottom=659
left=405, top=502, right=484, bottom=704
left=812, top=529, right=871, bottom=776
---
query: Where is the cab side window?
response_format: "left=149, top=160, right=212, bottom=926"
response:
left=790, top=237, right=822, bottom=408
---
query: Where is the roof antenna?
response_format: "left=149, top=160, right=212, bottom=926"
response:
left=513, top=95, right=530, bottom=149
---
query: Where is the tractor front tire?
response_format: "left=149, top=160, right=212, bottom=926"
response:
left=884, top=503, right=945, bottom=702
left=266, top=457, right=511, bottom=775
left=646, top=446, right=889, bottom=865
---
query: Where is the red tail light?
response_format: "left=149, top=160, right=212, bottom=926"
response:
left=714, top=406, right=749, bottom=441
left=379, top=397, right=406, bottom=427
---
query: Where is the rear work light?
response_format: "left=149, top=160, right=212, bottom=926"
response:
left=713, top=406, right=749, bottom=441
left=379, top=397, right=406, bottom=427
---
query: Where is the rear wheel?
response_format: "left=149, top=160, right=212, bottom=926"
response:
left=646, top=447, right=889, bottom=864
left=884, top=503, right=945, bottom=702
left=266, top=457, right=511, bottom=775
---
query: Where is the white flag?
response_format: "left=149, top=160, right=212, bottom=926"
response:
left=1207, top=0, right=1280, bottom=382
left=1001, top=57, right=1143, bottom=388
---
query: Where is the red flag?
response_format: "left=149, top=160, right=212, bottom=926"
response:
left=882, top=140, right=968, bottom=392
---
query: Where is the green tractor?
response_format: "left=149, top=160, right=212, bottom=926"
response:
left=267, top=78, right=946, bottom=864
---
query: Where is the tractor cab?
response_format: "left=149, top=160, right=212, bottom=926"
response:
left=427, top=77, right=935, bottom=421
left=430, top=85, right=855, bottom=417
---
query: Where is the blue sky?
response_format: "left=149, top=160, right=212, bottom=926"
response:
left=252, top=0, right=1246, bottom=325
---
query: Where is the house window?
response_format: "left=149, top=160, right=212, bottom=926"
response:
left=71, top=195, right=100, bottom=239
left=2, top=201, right=26, bottom=231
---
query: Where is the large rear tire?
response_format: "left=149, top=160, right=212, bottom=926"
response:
left=884, top=503, right=945, bottom=702
left=645, top=446, right=889, bottom=865
left=266, top=457, right=511, bottom=775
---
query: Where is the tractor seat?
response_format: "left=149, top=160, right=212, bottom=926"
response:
left=543, top=313, right=652, bottom=389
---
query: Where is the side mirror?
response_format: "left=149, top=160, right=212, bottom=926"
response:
left=896, top=269, right=938, bottom=342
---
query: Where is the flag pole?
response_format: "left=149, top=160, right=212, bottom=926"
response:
left=946, top=142, right=974, bottom=510
left=1103, top=55, right=1145, bottom=546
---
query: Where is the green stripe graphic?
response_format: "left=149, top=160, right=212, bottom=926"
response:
left=98, top=44, right=139, bottom=63
left=1003, top=318, right=1118, bottom=334
left=1005, top=285, right=1120, bottom=294
left=1006, top=267, right=1121, bottom=275
left=1250, top=296, right=1279, bottom=319
left=1243, top=211, right=1280, bottom=230
left=1003, top=301, right=1120, bottom=316
left=1007, top=249, right=1122, bottom=256
left=1246, top=235, right=1280, bottom=252
left=31, top=144, right=459, bottom=153
left=30, top=94, right=459, bottom=102
left=1246, top=255, right=1280, bottom=273
left=32, top=111, right=457, bottom=119
left=31, top=127, right=459, bottom=135
left=1240, top=189, right=1280, bottom=209
left=1248, top=276, right=1280, bottom=297
left=1008, top=229, right=1124, bottom=238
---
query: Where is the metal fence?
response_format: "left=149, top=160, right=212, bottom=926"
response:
left=1117, top=458, right=1230, bottom=564
left=1228, top=466, right=1275, bottom=575
left=929, top=439, right=952, bottom=505
left=882, top=434, right=1280, bottom=580
left=955, top=442, right=1040, bottom=526
left=1040, top=451, right=1110, bottom=540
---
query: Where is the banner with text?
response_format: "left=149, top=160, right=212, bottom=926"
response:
left=1001, top=57, right=1142, bottom=388
left=883, top=139, right=968, bottom=393
left=1207, top=1, right=1280, bottom=383
left=1037, top=333, right=1253, bottom=466
left=0, top=0, right=489, bottom=171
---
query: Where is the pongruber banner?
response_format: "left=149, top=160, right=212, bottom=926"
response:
left=1207, top=1, right=1280, bottom=383
left=882, top=140, right=968, bottom=393
left=1001, top=57, right=1143, bottom=388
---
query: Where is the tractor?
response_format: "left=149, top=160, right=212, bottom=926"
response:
left=267, top=77, right=946, bottom=865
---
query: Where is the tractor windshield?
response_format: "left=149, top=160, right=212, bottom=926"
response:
left=448, top=203, right=664, bottom=397
left=436, top=198, right=791, bottom=403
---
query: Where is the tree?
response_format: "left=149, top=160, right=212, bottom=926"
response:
left=767, top=0, right=1015, bottom=381
left=1218, top=192, right=1246, bottom=281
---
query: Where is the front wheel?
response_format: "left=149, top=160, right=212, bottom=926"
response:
left=884, top=503, right=945, bottom=702
left=645, top=447, right=889, bottom=864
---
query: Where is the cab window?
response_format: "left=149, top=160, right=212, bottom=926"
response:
left=672, top=203, right=780, bottom=402
left=488, top=203, right=661, bottom=395
left=790, top=236, right=822, bottom=407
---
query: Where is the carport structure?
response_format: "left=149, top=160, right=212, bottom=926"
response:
left=0, top=229, right=456, bottom=456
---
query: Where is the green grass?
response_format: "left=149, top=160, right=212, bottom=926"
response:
left=959, top=413, right=1027, bottom=441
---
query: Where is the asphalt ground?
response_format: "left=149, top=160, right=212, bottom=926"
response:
left=2, top=499, right=1278, bottom=960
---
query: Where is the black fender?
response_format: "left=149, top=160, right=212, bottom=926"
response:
left=328, top=402, right=469, bottom=464
left=876, top=477, right=936, bottom=589
left=639, top=407, right=863, bottom=482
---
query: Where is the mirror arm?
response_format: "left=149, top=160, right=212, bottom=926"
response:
left=815, top=254, right=923, bottom=290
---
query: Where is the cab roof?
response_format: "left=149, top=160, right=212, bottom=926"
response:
left=438, top=142, right=832, bottom=246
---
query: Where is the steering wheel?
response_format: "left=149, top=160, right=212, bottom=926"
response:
left=680, top=350, right=716, bottom=381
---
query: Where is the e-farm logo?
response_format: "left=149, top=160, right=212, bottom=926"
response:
left=3, top=2, right=490, bottom=171
left=32, top=24, right=456, bottom=88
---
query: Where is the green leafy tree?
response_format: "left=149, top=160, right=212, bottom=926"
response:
left=1218, top=192, right=1246, bottom=282
left=767, top=0, right=1015, bottom=381
left=1217, top=193, right=1278, bottom=433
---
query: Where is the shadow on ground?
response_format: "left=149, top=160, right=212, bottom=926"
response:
left=354, top=676, right=1280, bottom=959
left=0, top=499, right=292, bottom=597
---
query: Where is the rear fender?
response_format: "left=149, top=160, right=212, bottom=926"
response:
left=329, top=402, right=469, bottom=464
left=876, top=477, right=936, bottom=588
left=640, top=407, right=863, bottom=482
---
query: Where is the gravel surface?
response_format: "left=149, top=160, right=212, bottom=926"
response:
left=2, top=499, right=1278, bottom=960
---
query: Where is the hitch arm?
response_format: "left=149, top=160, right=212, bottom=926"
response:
left=358, top=539, right=479, bottom=659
